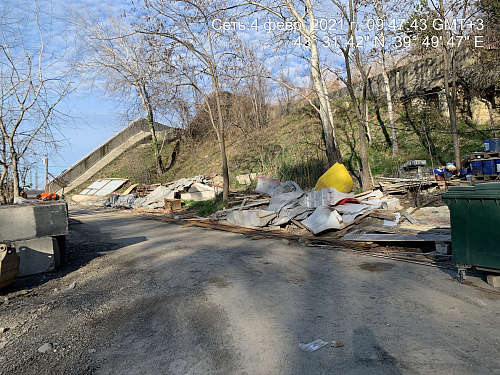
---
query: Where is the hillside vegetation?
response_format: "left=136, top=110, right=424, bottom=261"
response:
left=70, top=92, right=493, bottom=195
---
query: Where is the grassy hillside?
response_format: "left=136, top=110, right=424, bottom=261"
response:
left=69, top=95, right=492, bottom=196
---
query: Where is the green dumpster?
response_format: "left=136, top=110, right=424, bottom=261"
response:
left=442, top=182, right=500, bottom=283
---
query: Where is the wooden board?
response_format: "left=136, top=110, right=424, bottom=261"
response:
left=472, top=175, right=499, bottom=182
left=341, top=231, right=451, bottom=243
left=470, top=152, right=500, bottom=160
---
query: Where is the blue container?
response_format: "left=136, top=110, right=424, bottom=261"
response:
left=490, top=138, right=500, bottom=152
left=471, top=161, right=483, bottom=175
left=484, top=139, right=490, bottom=152
left=483, top=160, right=496, bottom=175
left=460, top=168, right=468, bottom=176
left=434, top=168, right=444, bottom=176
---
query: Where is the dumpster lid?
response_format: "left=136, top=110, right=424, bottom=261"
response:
left=443, top=182, right=500, bottom=200
left=475, top=182, right=500, bottom=190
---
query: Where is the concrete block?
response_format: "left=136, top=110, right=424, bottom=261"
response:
left=0, top=202, right=68, bottom=242
left=435, top=242, right=452, bottom=255
left=71, top=194, right=106, bottom=207
left=487, top=275, right=500, bottom=288
left=15, top=237, right=60, bottom=277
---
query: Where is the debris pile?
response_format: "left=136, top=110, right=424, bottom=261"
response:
left=214, top=179, right=405, bottom=236
left=94, top=162, right=450, bottom=250
left=104, top=175, right=220, bottom=209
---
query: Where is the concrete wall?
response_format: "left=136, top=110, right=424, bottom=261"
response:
left=52, top=118, right=182, bottom=192
left=329, top=48, right=500, bottom=104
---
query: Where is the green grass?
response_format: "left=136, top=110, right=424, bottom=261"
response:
left=182, top=193, right=235, bottom=216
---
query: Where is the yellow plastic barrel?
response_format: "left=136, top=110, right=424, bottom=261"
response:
left=313, top=163, right=353, bottom=193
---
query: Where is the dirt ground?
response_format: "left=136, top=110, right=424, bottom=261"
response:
left=1, top=206, right=499, bottom=375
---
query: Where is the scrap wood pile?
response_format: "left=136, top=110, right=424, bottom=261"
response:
left=377, top=177, right=440, bottom=195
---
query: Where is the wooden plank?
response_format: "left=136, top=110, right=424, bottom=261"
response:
left=329, top=211, right=373, bottom=239
left=215, top=200, right=270, bottom=214
left=341, top=232, right=451, bottom=242
left=369, top=210, right=398, bottom=221
left=401, top=211, right=419, bottom=224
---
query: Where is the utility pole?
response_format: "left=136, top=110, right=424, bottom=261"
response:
left=44, top=158, right=48, bottom=192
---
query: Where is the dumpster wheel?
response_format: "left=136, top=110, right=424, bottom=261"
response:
left=457, top=268, right=467, bottom=284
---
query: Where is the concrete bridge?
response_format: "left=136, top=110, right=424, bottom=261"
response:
left=52, top=118, right=182, bottom=195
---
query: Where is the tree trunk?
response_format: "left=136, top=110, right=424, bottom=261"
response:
left=310, top=42, right=342, bottom=166
left=0, top=166, right=8, bottom=204
left=343, top=52, right=371, bottom=191
left=11, top=151, right=19, bottom=199
left=380, top=52, right=398, bottom=155
left=219, top=133, right=230, bottom=202
left=212, top=74, right=230, bottom=202
left=146, top=114, right=164, bottom=175
left=141, top=86, right=164, bottom=175
left=442, top=49, right=461, bottom=170
left=375, top=0, right=398, bottom=155
left=440, top=0, right=460, bottom=170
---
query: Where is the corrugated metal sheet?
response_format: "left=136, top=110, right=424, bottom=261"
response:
left=80, top=179, right=128, bottom=196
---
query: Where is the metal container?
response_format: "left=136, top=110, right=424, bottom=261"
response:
left=483, top=160, right=496, bottom=175
left=442, top=183, right=500, bottom=282
left=490, top=138, right=500, bottom=152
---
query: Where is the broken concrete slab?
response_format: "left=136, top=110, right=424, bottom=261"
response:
left=105, top=194, right=138, bottom=208
left=226, top=210, right=276, bottom=227
left=15, top=237, right=60, bottom=277
left=0, top=202, right=68, bottom=242
left=301, top=206, right=344, bottom=235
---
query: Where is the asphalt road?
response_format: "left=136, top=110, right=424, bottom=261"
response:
left=1, top=207, right=499, bottom=374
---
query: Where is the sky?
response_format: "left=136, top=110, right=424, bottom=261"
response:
left=4, top=0, right=440, bottom=190
left=1, top=0, right=133, bottom=189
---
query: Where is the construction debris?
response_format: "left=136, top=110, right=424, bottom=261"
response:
left=104, top=175, right=220, bottom=209
left=99, top=166, right=450, bottom=256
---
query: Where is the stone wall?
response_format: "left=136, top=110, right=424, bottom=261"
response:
left=329, top=48, right=500, bottom=123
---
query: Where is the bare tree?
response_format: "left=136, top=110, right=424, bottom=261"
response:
left=373, top=0, right=399, bottom=155
left=328, top=0, right=372, bottom=190
left=244, top=0, right=343, bottom=166
left=137, top=0, right=246, bottom=201
left=0, top=0, right=74, bottom=200
left=70, top=8, right=171, bottom=175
